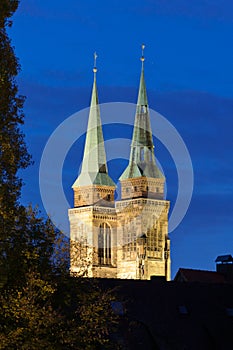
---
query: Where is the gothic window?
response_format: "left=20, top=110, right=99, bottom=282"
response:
left=105, top=224, right=111, bottom=264
left=122, top=228, right=137, bottom=257
left=98, top=223, right=111, bottom=265
left=147, top=227, right=160, bottom=257
left=98, top=225, right=104, bottom=265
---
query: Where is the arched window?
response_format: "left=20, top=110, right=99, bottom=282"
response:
left=98, top=223, right=111, bottom=265
left=98, top=225, right=104, bottom=264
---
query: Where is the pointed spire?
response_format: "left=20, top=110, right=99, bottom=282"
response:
left=90, top=52, right=98, bottom=107
left=73, top=53, right=115, bottom=187
left=120, top=44, right=163, bottom=181
left=137, top=44, right=148, bottom=109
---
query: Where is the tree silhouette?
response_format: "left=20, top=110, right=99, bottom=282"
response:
left=0, top=2, right=119, bottom=348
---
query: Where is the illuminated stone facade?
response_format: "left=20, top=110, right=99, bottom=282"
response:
left=69, top=54, right=171, bottom=280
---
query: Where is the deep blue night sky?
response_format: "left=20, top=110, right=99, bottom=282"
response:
left=10, top=0, right=233, bottom=277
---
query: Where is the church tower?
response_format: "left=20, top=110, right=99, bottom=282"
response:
left=116, top=46, right=170, bottom=280
left=69, top=54, right=117, bottom=278
left=69, top=47, right=171, bottom=280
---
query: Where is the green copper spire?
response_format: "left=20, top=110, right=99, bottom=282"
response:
left=73, top=53, right=115, bottom=187
left=136, top=44, right=148, bottom=108
left=120, top=45, right=163, bottom=180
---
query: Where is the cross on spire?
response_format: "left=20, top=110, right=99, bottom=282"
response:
left=137, top=43, right=148, bottom=107
left=141, top=44, right=145, bottom=62
left=93, top=52, right=97, bottom=73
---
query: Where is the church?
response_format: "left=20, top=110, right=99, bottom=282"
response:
left=68, top=48, right=171, bottom=280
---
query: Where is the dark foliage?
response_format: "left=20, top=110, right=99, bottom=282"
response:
left=0, top=2, right=119, bottom=349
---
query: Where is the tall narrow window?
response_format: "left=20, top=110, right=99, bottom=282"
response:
left=98, top=225, right=104, bottom=264
left=98, top=223, right=111, bottom=265
left=105, top=225, right=111, bottom=264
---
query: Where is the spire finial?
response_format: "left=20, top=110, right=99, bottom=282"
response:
left=141, top=44, right=145, bottom=63
left=93, top=52, right=97, bottom=73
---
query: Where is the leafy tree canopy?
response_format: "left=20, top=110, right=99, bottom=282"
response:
left=0, top=2, right=120, bottom=348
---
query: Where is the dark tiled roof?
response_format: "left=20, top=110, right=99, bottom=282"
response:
left=98, top=278, right=233, bottom=350
left=174, top=268, right=226, bottom=283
